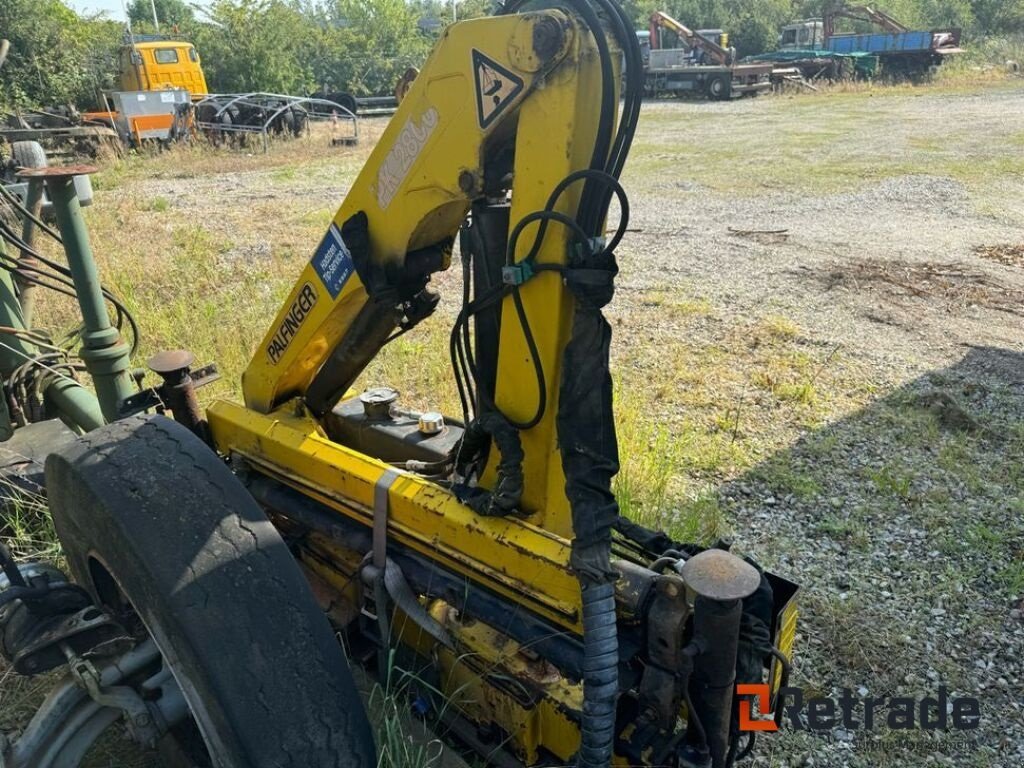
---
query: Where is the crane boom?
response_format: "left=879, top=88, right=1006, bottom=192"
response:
left=648, top=11, right=734, bottom=65
left=824, top=3, right=909, bottom=40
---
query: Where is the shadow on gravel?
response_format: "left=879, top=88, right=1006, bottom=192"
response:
left=723, top=345, right=1023, bottom=766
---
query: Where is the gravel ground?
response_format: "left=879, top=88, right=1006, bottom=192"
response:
left=616, top=89, right=1024, bottom=767
left=3, top=84, right=1024, bottom=766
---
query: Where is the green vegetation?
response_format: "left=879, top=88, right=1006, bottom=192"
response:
left=2, top=1, right=1023, bottom=111
left=0, top=0, right=122, bottom=109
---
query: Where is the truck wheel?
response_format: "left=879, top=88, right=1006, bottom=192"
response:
left=706, top=75, right=731, bottom=101
left=45, top=414, right=377, bottom=768
left=4, top=140, right=47, bottom=184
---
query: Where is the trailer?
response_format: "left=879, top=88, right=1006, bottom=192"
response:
left=746, top=48, right=878, bottom=84
left=826, top=28, right=962, bottom=77
left=644, top=49, right=773, bottom=99
left=765, top=5, right=963, bottom=81
left=193, top=93, right=359, bottom=152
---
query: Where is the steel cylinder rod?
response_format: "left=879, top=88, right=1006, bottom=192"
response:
left=15, top=177, right=45, bottom=328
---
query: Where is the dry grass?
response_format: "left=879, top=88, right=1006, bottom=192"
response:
left=813, top=258, right=1024, bottom=318
left=973, top=243, right=1024, bottom=268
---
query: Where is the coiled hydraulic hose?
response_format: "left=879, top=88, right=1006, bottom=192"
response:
left=578, top=582, right=619, bottom=768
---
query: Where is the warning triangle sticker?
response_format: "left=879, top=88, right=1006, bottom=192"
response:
left=472, top=49, right=525, bottom=130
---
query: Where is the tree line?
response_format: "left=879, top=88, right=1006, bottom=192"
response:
left=1, top=0, right=1021, bottom=110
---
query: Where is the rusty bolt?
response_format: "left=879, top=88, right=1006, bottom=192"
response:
left=458, top=170, right=477, bottom=196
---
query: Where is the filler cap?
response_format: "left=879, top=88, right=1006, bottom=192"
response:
left=417, top=412, right=444, bottom=435
left=360, top=387, right=399, bottom=420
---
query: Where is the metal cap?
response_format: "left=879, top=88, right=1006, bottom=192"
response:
left=418, top=411, right=444, bottom=436
left=681, top=549, right=761, bottom=602
left=360, top=387, right=399, bottom=420
left=147, top=349, right=195, bottom=375
left=16, top=164, right=99, bottom=179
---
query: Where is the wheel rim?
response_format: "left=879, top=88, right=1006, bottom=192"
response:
left=86, top=552, right=217, bottom=766
left=2, top=551, right=220, bottom=768
left=3, top=639, right=190, bottom=768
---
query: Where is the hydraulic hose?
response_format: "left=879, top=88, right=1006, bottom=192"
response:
left=578, top=582, right=619, bottom=768
left=491, top=6, right=641, bottom=768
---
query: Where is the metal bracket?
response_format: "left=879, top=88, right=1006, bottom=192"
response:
left=11, top=606, right=132, bottom=676
left=120, top=361, right=219, bottom=418
left=0, top=640, right=187, bottom=768
left=66, top=647, right=161, bottom=746
left=502, top=260, right=535, bottom=286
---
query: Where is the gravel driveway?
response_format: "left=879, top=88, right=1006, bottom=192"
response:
left=615, top=88, right=1023, bottom=766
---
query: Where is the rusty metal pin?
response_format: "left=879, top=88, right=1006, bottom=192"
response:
left=147, top=349, right=196, bottom=376
left=681, top=548, right=761, bottom=602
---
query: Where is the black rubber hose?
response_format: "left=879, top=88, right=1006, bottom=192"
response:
left=0, top=540, right=26, bottom=588
left=0, top=584, right=50, bottom=608
left=577, top=582, right=619, bottom=768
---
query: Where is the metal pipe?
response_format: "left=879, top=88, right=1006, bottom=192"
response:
left=38, top=167, right=134, bottom=423
left=0, top=247, right=35, bottom=374
left=684, top=595, right=743, bottom=768
left=46, top=376, right=105, bottom=432
left=15, top=178, right=44, bottom=328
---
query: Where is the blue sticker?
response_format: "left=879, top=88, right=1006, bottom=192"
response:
left=311, top=223, right=355, bottom=299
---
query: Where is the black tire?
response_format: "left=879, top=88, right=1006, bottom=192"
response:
left=336, top=93, right=358, bottom=115
left=44, top=414, right=376, bottom=768
left=11, top=140, right=47, bottom=172
left=706, top=74, right=731, bottom=101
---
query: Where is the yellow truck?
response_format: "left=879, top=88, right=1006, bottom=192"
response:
left=84, top=35, right=208, bottom=146
left=117, top=36, right=209, bottom=95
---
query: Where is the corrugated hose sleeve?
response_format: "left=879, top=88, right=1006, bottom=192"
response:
left=577, top=582, right=619, bottom=768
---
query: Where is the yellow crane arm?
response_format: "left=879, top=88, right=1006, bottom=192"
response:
left=242, top=11, right=580, bottom=415
left=648, top=10, right=733, bottom=65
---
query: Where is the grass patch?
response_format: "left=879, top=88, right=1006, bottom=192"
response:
left=614, top=382, right=740, bottom=543
left=865, top=465, right=914, bottom=500
left=759, top=315, right=800, bottom=341
left=625, top=78, right=1023, bottom=200
left=998, top=559, right=1024, bottom=596
left=816, top=514, right=870, bottom=550
left=640, top=289, right=713, bottom=318
left=0, top=483, right=58, bottom=562
left=755, top=461, right=823, bottom=500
